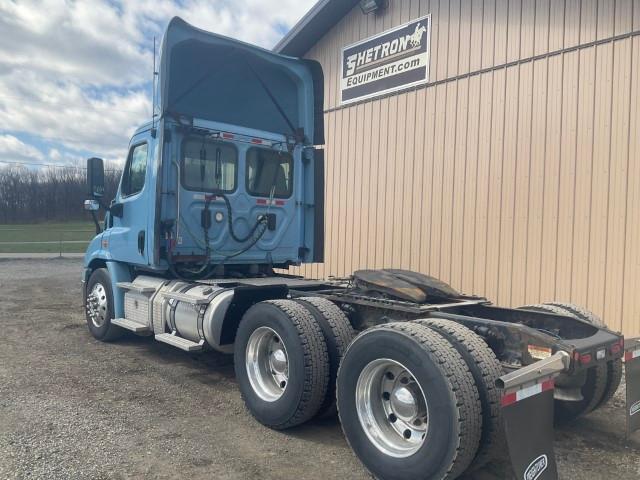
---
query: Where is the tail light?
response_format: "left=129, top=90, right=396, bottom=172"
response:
left=579, top=353, right=592, bottom=365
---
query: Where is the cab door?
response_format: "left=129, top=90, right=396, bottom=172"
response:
left=108, top=133, right=152, bottom=266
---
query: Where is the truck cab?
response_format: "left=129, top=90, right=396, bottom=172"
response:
left=84, top=17, right=324, bottom=292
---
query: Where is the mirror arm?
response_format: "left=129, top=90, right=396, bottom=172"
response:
left=90, top=210, right=102, bottom=235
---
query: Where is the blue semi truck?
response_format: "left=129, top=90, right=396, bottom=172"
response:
left=82, top=17, right=639, bottom=480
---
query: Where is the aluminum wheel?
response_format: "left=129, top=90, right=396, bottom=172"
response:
left=87, top=282, right=108, bottom=328
left=355, top=358, right=428, bottom=458
left=245, top=326, right=289, bottom=402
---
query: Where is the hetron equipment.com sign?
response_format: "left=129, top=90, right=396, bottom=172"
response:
left=341, top=15, right=431, bottom=105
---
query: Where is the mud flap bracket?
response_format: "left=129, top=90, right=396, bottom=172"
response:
left=497, top=351, right=570, bottom=480
left=624, top=337, right=640, bottom=438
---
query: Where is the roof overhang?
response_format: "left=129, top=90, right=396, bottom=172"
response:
left=274, top=0, right=360, bottom=57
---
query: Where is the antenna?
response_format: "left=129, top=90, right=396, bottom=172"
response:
left=151, top=36, right=158, bottom=137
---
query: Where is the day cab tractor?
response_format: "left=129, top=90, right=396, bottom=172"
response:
left=82, top=17, right=640, bottom=480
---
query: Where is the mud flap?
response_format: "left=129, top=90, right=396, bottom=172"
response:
left=501, top=381, right=557, bottom=480
left=497, top=352, right=569, bottom=480
left=625, top=338, right=640, bottom=438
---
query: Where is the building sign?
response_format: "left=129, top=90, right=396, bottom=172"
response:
left=341, top=15, right=430, bottom=105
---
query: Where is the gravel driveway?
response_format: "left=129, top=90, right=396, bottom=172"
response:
left=0, top=258, right=638, bottom=479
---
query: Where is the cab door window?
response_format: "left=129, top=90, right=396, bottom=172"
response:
left=121, top=143, right=148, bottom=197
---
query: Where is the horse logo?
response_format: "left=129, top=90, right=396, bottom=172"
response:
left=409, top=22, right=427, bottom=48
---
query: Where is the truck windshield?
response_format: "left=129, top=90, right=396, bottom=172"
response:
left=246, top=148, right=293, bottom=198
left=182, top=137, right=237, bottom=193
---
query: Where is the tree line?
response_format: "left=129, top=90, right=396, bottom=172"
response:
left=0, top=166, right=121, bottom=224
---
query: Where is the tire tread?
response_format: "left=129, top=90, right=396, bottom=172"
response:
left=414, top=319, right=504, bottom=470
left=295, top=297, right=355, bottom=416
left=260, top=299, right=330, bottom=429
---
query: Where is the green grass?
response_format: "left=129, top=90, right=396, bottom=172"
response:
left=0, top=222, right=97, bottom=253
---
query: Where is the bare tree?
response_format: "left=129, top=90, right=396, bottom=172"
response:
left=0, top=165, right=121, bottom=224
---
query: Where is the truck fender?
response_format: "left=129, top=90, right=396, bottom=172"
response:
left=105, top=261, right=133, bottom=319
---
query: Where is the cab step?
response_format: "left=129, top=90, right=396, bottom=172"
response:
left=111, top=317, right=151, bottom=333
left=155, top=333, right=204, bottom=352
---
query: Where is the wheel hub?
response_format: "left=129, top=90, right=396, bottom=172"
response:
left=87, top=283, right=108, bottom=328
left=246, top=327, right=289, bottom=402
left=356, top=358, right=429, bottom=457
left=270, top=348, right=287, bottom=374
left=390, top=386, right=419, bottom=421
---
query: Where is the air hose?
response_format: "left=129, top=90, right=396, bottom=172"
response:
left=219, top=193, right=266, bottom=243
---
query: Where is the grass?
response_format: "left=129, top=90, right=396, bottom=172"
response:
left=0, top=222, right=97, bottom=254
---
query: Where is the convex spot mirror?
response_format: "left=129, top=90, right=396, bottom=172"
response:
left=87, top=157, right=105, bottom=198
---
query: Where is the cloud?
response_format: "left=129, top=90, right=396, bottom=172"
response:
left=0, top=134, right=45, bottom=163
left=0, top=0, right=314, bottom=167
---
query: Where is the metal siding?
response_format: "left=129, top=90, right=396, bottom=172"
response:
left=298, top=0, right=640, bottom=336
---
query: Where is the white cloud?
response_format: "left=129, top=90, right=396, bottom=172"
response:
left=0, top=134, right=45, bottom=163
left=0, top=0, right=315, bottom=166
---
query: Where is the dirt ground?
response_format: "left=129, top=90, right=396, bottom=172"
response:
left=0, top=258, right=638, bottom=480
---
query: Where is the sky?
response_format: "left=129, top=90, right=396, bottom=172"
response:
left=0, top=0, right=315, bottom=170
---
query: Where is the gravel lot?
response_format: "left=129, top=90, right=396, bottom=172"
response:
left=1, top=258, right=639, bottom=479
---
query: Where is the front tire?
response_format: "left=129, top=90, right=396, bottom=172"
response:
left=85, top=268, right=124, bottom=342
left=234, top=300, right=329, bottom=429
left=337, top=322, right=481, bottom=480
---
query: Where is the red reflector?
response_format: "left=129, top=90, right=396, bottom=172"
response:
left=580, top=353, right=592, bottom=365
left=275, top=200, right=285, bottom=206
left=256, top=199, right=267, bottom=205
left=501, top=392, right=518, bottom=407
left=611, top=343, right=622, bottom=355
left=251, top=138, right=262, bottom=144
left=222, top=133, right=234, bottom=139
left=624, top=346, right=640, bottom=362
left=501, top=379, right=555, bottom=407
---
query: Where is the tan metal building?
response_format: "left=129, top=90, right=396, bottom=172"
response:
left=276, top=0, right=640, bottom=336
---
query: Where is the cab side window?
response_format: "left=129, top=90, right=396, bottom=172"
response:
left=121, top=143, right=148, bottom=196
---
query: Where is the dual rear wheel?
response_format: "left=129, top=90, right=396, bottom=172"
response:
left=233, top=298, right=355, bottom=429
left=337, top=321, right=502, bottom=480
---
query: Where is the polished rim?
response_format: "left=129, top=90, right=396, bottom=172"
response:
left=87, top=283, right=108, bottom=328
left=245, top=326, right=289, bottom=402
left=355, top=358, right=428, bottom=458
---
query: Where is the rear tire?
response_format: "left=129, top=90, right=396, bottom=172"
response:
left=519, top=303, right=608, bottom=422
left=546, top=302, right=623, bottom=409
left=414, top=319, right=504, bottom=470
left=337, top=322, right=481, bottom=480
left=294, top=297, right=355, bottom=417
left=234, top=299, right=329, bottom=429
left=85, top=268, right=125, bottom=342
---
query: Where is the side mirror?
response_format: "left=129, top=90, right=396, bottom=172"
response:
left=84, top=199, right=100, bottom=211
left=87, top=157, right=105, bottom=198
